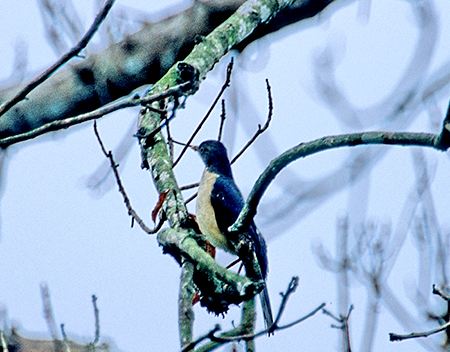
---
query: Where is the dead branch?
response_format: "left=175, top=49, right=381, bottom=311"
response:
left=93, top=121, right=161, bottom=234
left=172, top=58, right=234, bottom=168
left=390, top=321, right=450, bottom=342
left=230, top=79, right=273, bottom=164
left=0, top=81, right=189, bottom=148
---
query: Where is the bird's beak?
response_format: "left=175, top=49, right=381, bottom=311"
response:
left=190, top=145, right=199, bottom=151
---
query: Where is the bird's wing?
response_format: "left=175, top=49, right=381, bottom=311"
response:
left=211, top=175, right=273, bottom=329
left=210, top=175, right=268, bottom=278
left=210, top=175, right=245, bottom=235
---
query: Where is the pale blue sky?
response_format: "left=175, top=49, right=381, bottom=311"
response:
left=1, top=1, right=450, bottom=351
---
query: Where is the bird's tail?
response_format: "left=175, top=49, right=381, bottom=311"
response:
left=260, top=285, right=274, bottom=332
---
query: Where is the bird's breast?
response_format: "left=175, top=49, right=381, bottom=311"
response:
left=197, top=169, right=233, bottom=252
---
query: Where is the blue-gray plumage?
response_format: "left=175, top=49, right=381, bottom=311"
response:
left=195, top=140, right=273, bottom=330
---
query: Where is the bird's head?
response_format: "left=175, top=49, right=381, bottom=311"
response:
left=193, top=140, right=232, bottom=177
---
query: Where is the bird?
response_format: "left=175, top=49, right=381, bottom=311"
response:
left=194, top=139, right=273, bottom=330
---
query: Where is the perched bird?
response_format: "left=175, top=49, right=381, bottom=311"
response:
left=194, top=140, right=273, bottom=330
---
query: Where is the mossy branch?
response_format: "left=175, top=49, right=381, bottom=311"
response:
left=158, top=228, right=261, bottom=302
left=134, top=0, right=330, bottom=348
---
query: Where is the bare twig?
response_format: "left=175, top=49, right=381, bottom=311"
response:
left=218, top=99, right=226, bottom=141
left=181, top=325, right=221, bottom=352
left=211, top=301, right=325, bottom=342
left=323, top=305, right=353, bottom=352
left=172, top=58, right=234, bottom=168
left=60, top=323, right=71, bottom=352
left=0, top=82, right=189, bottom=148
left=272, top=276, right=299, bottom=329
left=230, top=79, right=273, bottom=164
left=184, top=192, right=198, bottom=205
left=183, top=277, right=324, bottom=351
left=166, top=115, right=174, bottom=161
left=275, top=302, right=326, bottom=332
left=40, top=283, right=58, bottom=340
left=92, top=295, right=100, bottom=345
left=60, top=323, right=67, bottom=340
left=0, top=0, right=116, bottom=118
left=93, top=122, right=162, bottom=234
left=180, top=182, right=200, bottom=191
left=205, top=277, right=324, bottom=342
left=433, top=284, right=450, bottom=301
left=390, top=320, right=450, bottom=342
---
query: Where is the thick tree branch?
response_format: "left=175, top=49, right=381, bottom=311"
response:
left=0, top=0, right=339, bottom=141
left=157, top=228, right=261, bottom=302
left=229, top=130, right=448, bottom=233
left=179, top=261, right=196, bottom=348
left=0, top=82, right=189, bottom=148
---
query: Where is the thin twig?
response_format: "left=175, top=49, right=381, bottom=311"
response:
left=272, top=276, right=299, bottom=329
left=0, top=0, right=116, bottom=118
left=92, top=295, right=100, bottom=345
left=180, top=182, right=200, bottom=191
left=40, top=283, right=58, bottom=340
left=213, top=302, right=325, bottom=342
left=181, top=325, right=221, bottom=352
left=172, top=58, right=234, bottom=168
left=218, top=99, right=226, bottom=141
left=230, top=79, right=273, bottom=164
left=433, top=284, right=450, bottom=301
left=60, top=324, right=67, bottom=340
left=390, top=320, right=450, bottom=342
left=206, top=277, right=324, bottom=342
left=322, top=305, right=353, bottom=352
left=60, top=324, right=72, bottom=352
left=93, top=122, right=162, bottom=234
left=275, top=302, right=326, bottom=331
left=184, top=192, right=197, bottom=205
left=166, top=97, right=180, bottom=161
left=0, top=82, right=189, bottom=148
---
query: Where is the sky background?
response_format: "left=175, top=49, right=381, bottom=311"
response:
left=1, top=0, right=450, bottom=351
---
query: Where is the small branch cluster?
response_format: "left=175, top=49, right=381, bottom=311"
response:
left=0, top=0, right=116, bottom=118
left=0, top=284, right=109, bottom=352
left=323, top=305, right=354, bottom=352
left=181, top=276, right=325, bottom=351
